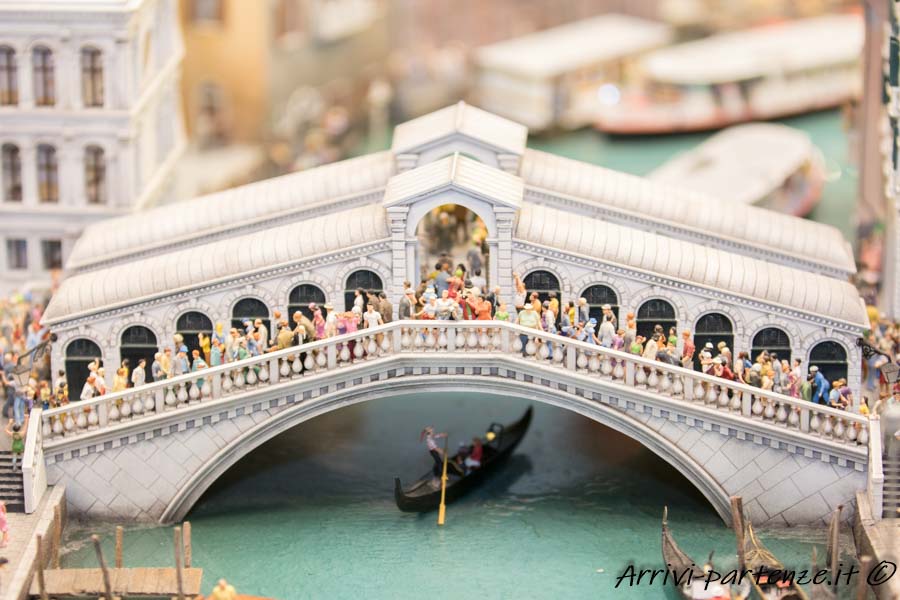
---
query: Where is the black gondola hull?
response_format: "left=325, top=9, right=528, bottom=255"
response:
left=394, top=406, right=533, bottom=512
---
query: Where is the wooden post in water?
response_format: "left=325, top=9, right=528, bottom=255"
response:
left=437, top=437, right=449, bottom=526
left=730, top=496, right=746, bottom=570
left=855, top=555, right=873, bottom=600
left=91, top=534, right=114, bottom=600
left=174, top=526, right=185, bottom=600
left=183, top=521, right=192, bottom=568
left=35, top=534, right=48, bottom=600
left=51, top=505, right=61, bottom=569
left=115, top=525, right=123, bottom=568
left=828, top=504, right=842, bottom=591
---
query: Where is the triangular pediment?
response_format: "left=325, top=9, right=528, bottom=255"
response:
left=391, top=101, right=528, bottom=159
left=383, top=153, right=523, bottom=210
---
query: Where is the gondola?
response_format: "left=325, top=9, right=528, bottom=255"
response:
left=743, top=520, right=810, bottom=600
left=394, top=406, right=533, bottom=512
left=661, top=507, right=737, bottom=599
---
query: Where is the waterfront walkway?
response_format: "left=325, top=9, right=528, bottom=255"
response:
left=2, top=486, right=64, bottom=600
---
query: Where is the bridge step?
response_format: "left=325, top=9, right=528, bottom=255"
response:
left=0, top=457, right=26, bottom=513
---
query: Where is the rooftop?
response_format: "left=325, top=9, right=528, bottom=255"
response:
left=519, top=148, right=856, bottom=275
left=44, top=204, right=389, bottom=324
left=391, top=101, right=528, bottom=157
left=642, top=13, right=863, bottom=86
left=475, top=14, right=673, bottom=78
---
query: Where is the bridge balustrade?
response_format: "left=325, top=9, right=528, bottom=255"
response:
left=38, top=321, right=869, bottom=449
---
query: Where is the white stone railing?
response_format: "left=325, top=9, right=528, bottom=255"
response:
left=22, top=408, right=47, bottom=514
left=39, top=321, right=869, bottom=449
left=867, top=415, right=884, bottom=520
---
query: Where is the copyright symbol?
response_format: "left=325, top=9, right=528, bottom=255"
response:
left=867, top=561, right=897, bottom=586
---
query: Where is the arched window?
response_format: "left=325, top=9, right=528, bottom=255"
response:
left=232, top=297, right=270, bottom=336
left=0, top=46, right=17, bottom=105
left=636, top=298, right=676, bottom=341
left=32, top=46, right=54, bottom=106
left=65, top=338, right=102, bottom=395
left=80, top=47, right=103, bottom=107
left=693, top=313, right=734, bottom=370
left=288, top=284, right=326, bottom=320
left=750, top=327, right=792, bottom=364
left=809, top=341, right=848, bottom=384
left=84, top=146, right=106, bottom=204
left=1, top=144, right=21, bottom=202
left=120, top=326, right=158, bottom=384
left=176, top=311, right=213, bottom=358
left=582, top=284, right=619, bottom=324
left=344, top=270, right=383, bottom=311
left=37, top=144, right=57, bottom=203
left=523, top=270, right=561, bottom=305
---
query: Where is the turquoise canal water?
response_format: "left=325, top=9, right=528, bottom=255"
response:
left=61, top=393, right=856, bottom=599
left=61, top=112, right=860, bottom=598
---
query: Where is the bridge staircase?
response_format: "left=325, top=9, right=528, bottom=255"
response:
left=0, top=451, right=26, bottom=512
left=883, top=452, right=900, bottom=518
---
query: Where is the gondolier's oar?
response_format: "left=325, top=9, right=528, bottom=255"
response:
left=438, top=436, right=449, bottom=526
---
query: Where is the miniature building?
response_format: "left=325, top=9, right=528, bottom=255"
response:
left=0, top=0, right=186, bottom=293
left=43, top=102, right=868, bottom=395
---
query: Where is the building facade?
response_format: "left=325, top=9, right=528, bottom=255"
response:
left=0, top=0, right=185, bottom=293
left=43, top=103, right=868, bottom=400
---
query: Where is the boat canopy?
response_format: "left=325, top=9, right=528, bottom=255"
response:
left=642, top=13, right=863, bottom=86
left=649, top=123, right=815, bottom=205
left=475, top=14, right=673, bottom=79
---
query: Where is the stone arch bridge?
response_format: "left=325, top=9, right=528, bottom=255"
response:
left=25, top=322, right=872, bottom=527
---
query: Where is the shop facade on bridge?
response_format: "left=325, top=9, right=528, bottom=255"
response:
left=42, top=102, right=868, bottom=396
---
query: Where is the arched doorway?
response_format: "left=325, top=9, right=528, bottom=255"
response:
left=808, top=341, right=848, bottom=383
left=120, top=326, right=158, bottom=384
left=288, top=284, right=326, bottom=320
left=581, top=284, right=619, bottom=324
left=636, top=299, right=676, bottom=341
left=344, top=270, right=383, bottom=311
left=176, top=311, right=214, bottom=358
left=693, top=313, right=734, bottom=370
left=750, top=328, right=792, bottom=364
left=415, top=204, right=489, bottom=290
left=65, top=338, right=101, bottom=393
left=523, top=270, right=561, bottom=306
left=232, top=298, right=270, bottom=338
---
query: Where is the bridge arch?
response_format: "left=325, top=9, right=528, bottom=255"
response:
left=160, top=377, right=731, bottom=525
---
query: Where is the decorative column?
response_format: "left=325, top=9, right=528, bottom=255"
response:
left=18, top=42, right=33, bottom=108
left=58, top=139, right=80, bottom=208
left=386, top=206, right=409, bottom=314
left=494, top=207, right=516, bottom=307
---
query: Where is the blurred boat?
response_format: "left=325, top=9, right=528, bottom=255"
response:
left=594, top=13, right=862, bottom=135
left=743, top=520, right=809, bottom=600
left=649, top=123, right=825, bottom=216
left=473, top=15, right=673, bottom=131
left=661, top=506, right=750, bottom=599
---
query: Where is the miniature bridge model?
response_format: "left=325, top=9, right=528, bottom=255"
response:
left=26, top=321, right=877, bottom=526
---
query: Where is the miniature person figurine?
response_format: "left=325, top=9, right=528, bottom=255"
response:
left=810, top=365, right=830, bottom=405
left=213, top=322, right=226, bottom=346
left=0, top=501, right=8, bottom=547
left=323, top=303, right=337, bottom=338
left=131, top=358, right=146, bottom=387
left=151, top=353, right=164, bottom=382
left=209, top=340, right=223, bottom=367
left=253, top=318, right=269, bottom=351
left=5, top=421, right=24, bottom=471
left=198, top=332, right=211, bottom=364
left=209, top=578, right=237, bottom=600
left=399, top=287, right=416, bottom=320
left=681, top=330, right=695, bottom=370
left=112, top=368, right=128, bottom=393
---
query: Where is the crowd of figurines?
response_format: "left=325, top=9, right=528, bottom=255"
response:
left=2, top=249, right=900, bottom=467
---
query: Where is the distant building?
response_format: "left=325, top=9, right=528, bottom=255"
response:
left=0, top=0, right=185, bottom=293
left=178, top=0, right=388, bottom=147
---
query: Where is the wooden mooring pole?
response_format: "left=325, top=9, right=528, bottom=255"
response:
left=51, top=505, right=61, bottom=569
left=115, top=525, right=123, bottom=568
left=730, top=496, right=746, bottom=570
left=183, top=521, right=192, bottom=568
left=35, top=534, right=48, bottom=600
left=173, top=526, right=185, bottom=600
left=91, top=534, right=114, bottom=600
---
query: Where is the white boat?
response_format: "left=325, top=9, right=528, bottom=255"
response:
left=594, top=13, right=863, bottom=135
left=473, top=14, right=673, bottom=132
left=649, top=123, right=826, bottom=216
